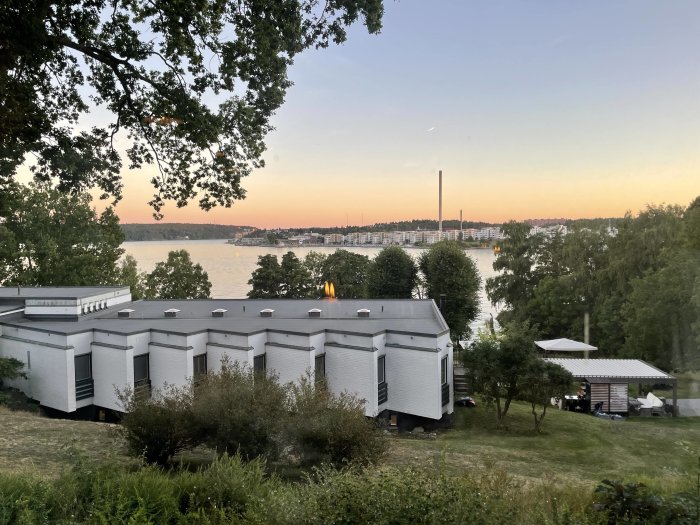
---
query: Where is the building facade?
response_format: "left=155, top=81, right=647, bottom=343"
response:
left=0, top=287, right=454, bottom=424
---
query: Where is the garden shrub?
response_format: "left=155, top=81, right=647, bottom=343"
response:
left=286, top=375, right=387, bottom=467
left=119, top=383, right=199, bottom=465
left=191, top=362, right=288, bottom=460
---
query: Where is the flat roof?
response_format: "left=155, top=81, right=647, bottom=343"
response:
left=2, top=299, right=449, bottom=337
left=545, top=358, right=674, bottom=381
left=0, top=286, right=129, bottom=300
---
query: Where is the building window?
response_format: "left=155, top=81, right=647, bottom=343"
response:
left=75, top=354, right=94, bottom=400
left=253, top=354, right=266, bottom=374
left=315, top=354, right=325, bottom=382
left=134, top=354, right=151, bottom=399
left=193, top=354, right=207, bottom=381
left=441, top=356, right=449, bottom=406
left=378, top=355, right=386, bottom=384
left=378, top=355, right=388, bottom=405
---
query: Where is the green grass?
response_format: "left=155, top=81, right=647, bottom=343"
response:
left=385, top=401, right=700, bottom=490
left=0, top=406, right=134, bottom=478
left=3, top=396, right=700, bottom=495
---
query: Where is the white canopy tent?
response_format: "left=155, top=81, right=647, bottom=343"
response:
left=535, top=338, right=597, bottom=352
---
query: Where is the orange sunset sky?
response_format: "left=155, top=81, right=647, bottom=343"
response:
left=94, top=2, right=700, bottom=228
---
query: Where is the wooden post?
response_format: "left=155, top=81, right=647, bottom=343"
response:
left=672, top=380, right=678, bottom=417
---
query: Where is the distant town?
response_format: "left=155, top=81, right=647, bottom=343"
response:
left=120, top=218, right=619, bottom=244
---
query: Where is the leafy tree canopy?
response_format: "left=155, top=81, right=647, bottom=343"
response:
left=1, top=0, right=383, bottom=217
left=419, top=241, right=480, bottom=342
left=322, top=249, right=370, bottom=299
left=366, top=246, right=417, bottom=299
left=143, top=249, right=211, bottom=299
left=247, top=254, right=282, bottom=298
left=0, top=182, right=124, bottom=286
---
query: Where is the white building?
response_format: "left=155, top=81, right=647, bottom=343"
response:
left=0, top=287, right=454, bottom=426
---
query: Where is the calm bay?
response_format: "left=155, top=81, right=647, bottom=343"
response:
left=123, top=240, right=499, bottom=334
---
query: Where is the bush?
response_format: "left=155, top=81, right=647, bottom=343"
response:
left=286, top=375, right=386, bottom=467
left=118, top=383, right=199, bottom=466
left=191, top=362, right=288, bottom=460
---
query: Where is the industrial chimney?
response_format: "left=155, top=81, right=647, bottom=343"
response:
left=438, top=170, right=443, bottom=234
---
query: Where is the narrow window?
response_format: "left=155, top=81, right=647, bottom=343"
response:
left=134, top=354, right=150, bottom=383
left=75, top=354, right=92, bottom=381
left=133, top=354, right=151, bottom=399
left=253, top=354, right=266, bottom=374
left=377, top=355, right=388, bottom=405
left=441, top=356, right=448, bottom=385
left=75, top=354, right=93, bottom=400
left=315, top=354, right=326, bottom=382
left=193, top=354, right=207, bottom=380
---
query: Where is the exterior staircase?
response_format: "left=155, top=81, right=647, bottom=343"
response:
left=453, top=365, right=471, bottom=396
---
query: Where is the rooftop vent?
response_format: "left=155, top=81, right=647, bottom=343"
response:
left=118, top=308, right=135, bottom=318
left=212, top=308, right=227, bottom=318
left=357, top=308, right=370, bottom=318
left=260, top=308, right=274, bottom=318
left=164, top=308, right=180, bottom=318
left=308, top=308, right=322, bottom=318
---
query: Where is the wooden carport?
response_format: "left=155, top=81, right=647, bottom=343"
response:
left=544, top=358, right=677, bottom=417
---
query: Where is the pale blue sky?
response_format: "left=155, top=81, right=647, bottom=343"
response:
left=118, top=0, right=699, bottom=226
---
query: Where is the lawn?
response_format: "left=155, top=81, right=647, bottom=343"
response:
left=2, top=399, right=699, bottom=492
left=385, top=401, right=700, bottom=490
left=0, top=406, right=132, bottom=478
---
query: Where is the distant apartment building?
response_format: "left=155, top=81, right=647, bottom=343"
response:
left=323, top=234, right=344, bottom=245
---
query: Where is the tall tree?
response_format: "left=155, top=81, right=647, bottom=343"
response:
left=419, top=241, right=480, bottom=342
left=366, top=246, right=417, bottom=299
left=144, top=250, right=211, bottom=299
left=247, top=254, right=282, bottom=298
left=117, top=255, right=147, bottom=300
left=0, top=182, right=124, bottom=286
left=304, top=251, right=328, bottom=297
left=1, top=0, right=383, bottom=217
left=321, top=250, right=370, bottom=299
left=280, top=251, right=314, bottom=298
left=466, top=321, right=541, bottom=428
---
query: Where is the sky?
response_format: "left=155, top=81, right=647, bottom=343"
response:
left=110, top=1, right=699, bottom=227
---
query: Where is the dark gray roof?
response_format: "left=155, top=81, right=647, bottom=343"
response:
left=3, top=299, right=449, bottom=337
left=0, top=286, right=129, bottom=300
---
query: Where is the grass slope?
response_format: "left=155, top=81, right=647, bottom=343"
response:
left=386, top=401, right=700, bottom=489
left=2, top=401, right=699, bottom=492
left=0, top=407, right=131, bottom=478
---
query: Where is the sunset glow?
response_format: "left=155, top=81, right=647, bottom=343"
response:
left=109, top=1, right=698, bottom=228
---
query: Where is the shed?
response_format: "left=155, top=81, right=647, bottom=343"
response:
left=544, top=358, right=677, bottom=416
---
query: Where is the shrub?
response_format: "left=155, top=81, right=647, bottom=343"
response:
left=191, top=361, right=288, bottom=460
left=118, top=383, right=199, bottom=466
left=286, top=375, right=386, bottom=467
left=593, top=479, right=664, bottom=523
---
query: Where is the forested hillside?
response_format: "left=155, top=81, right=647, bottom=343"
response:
left=121, top=224, right=251, bottom=241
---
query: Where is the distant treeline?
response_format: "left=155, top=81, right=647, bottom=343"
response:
left=121, top=223, right=251, bottom=241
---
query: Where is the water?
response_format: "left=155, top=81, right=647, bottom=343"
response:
left=123, top=240, right=499, bottom=335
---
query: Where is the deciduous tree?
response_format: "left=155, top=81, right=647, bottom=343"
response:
left=144, top=250, right=211, bottom=299
left=366, top=246, right=417, bottom=299
left=280, top=251, right=314, bottom=298
left=419, top=241, right=480, bottom=342
left=1, top=0, right=383, bottom=216
left=247, top=254, right=282, bottom=298
left=321, top=250, right=370, bottom=299
left=0, top=182, right=124, bottom=286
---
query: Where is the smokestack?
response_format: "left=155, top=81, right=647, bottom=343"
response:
left=438, top=170, right=443, bottom=234
left=460, top=209, right=463, bottom=240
